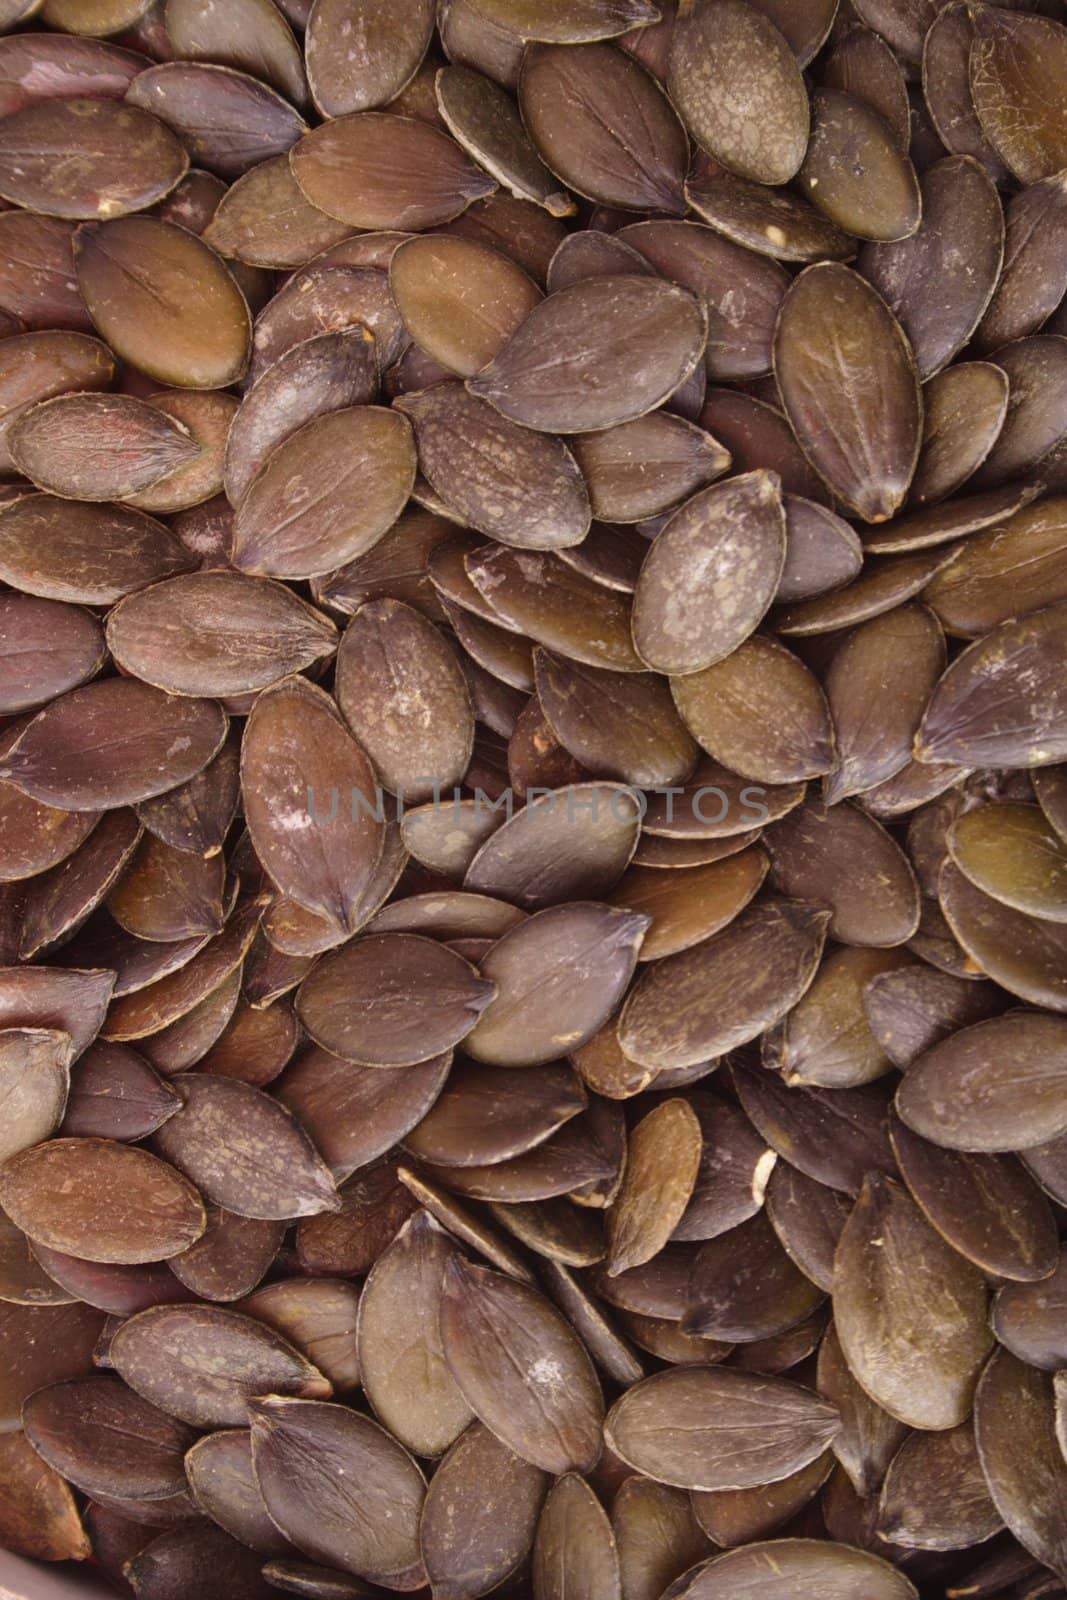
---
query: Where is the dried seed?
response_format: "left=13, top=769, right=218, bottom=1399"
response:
left=420, top=1421, right=547, bottom=1600
left=126, top=61, right=307, bottom=177
left=184, top=1428, right=292, bottom=1557
left=0, top=1027, right=72, bottom=1162
left=969, top=6, right=1067, bottom=186
left=439, top=1255, right=605, bottom=1474
left=23, top=1374, right=196, bottom=1502
left=974, top=1348, right=1067, bottom=1577
left=9, top=392, right=199, bottom=502
left=799, top=88, right=921, bottom=243
left=664, top=1539, right=919, bottom=1600
left=436, top=62, right=575, bottom=216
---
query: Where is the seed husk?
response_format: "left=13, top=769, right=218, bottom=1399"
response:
left=833, top=1174, right=993, bottom=1430
left=420, top=1421, right=547, bottom=1600
left=439, top=1255, right=604, bottom=1474
left=436, top=62, right=575, bottom=217
left=968, top=6, right=1067, bottom=186
left=974, top=1348, right=1067, bottom=1577
left=9, top=392, right=200, bottom=503
left=667, top=0, right=809, bottom=186
left=22, top=1374, right=196, bottom=1503
left=467, top=274, right=706, bottom=434
left=663, top=1539, right=919, bottom=1600
left=799, top=88, right=921, bottom=243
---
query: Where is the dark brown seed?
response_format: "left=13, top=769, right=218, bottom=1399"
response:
left=684, top=166, right=853, bottom=265
left=799, top=88, right=921, bottom=243
left=231, top=407, right=416, bottom=580
left=671, top=633, right=833, bottom=784
left=0, top=1137, right=204, bottom=1264
left=991, top=1247, right=1067, bottom=1369
left=201, top=155, right=351, bottom=270
left=223, top=331, right=378, bottom=507
left=0, top=1428, right=90, bottom=1562
left=165, top=0, right=307, bottom=107
left=816, top=1322, right=907, bottom=1499
left=663, top=1539, right=919, bottom=1600
left=0, top=212, right=91, bottom=332
left=948, top=801, right=1067, bottom=922
left=535, top=652, right=699, bottom=787
left=777, top=495, right=863, bottom=603
left=612, top=1477, right=709, bottom=1600
left=974, top=1348, right=1067, bottom=1577
left=833, top=1175, right=992, bottom=1429
left=74, top=217, right=252, bottom=388
left=250, top=1396, right=425, bottom=1586
left=859, top=156, right=1003, bottom=379
left=291, top=112, right=494, bottom=230
left=881, top=1424, right=1002, bottom=1551
left=605, top=1099, right=701, bottom=1276
left=765, top=1164, right=850, bottom=1294
left=863, top=964, right=1001, bottom=1071
left=124, top=1522, right=275, bottom=1600
left=632, top=471, right=785, bottom=674
left=605, top=1366, right=839, bottom=1492
left=939, top=861, right=1067, bottom=1012
left=420, top=1421, right=547, bottom=1600
left=910, top=362, right=1010, bottom=506
left=972, top=334, right=1067, bottom=488
left=463, top=902, right=648, bottom=1067
left=667, top=0, right=808, bottom=185
left=169, top=1207, right=284, bottom=1303
left=685, top=1209, right=825, bottom=1343
left=774, top=263, right=922, bottom=524
left=391, top=235, right=542, bottom=377
left=59, top=1040, right=177, bottom=1145
left=23, top=1374, right=195, bottom=1502
left=0, top=1027, right=71, bottom=1164
left=0, top=593, right=104, bottom=716
left=185, top=1428, right=292, bottom=1557
left=620, top=899, right=829, bottom=1071
left=9, top=392, right=199, bottom=502
left=111, top=1306, right=329, bottom=1429
left=0, top=98, right=187, bottom=219
left=355, top=1211, right=472, bottom=1456
left=891, top=1113, right=1058, bottom=1283
left=968, top=6, right=1067, bottom=186
left=467, top=275, right=706, bottom=433
left=573, top=413, right=729, bottom=527
left=610, top=848, right=769, bottom=961
left=520, top=42, right=687, bottom=215
left=126, top=62, right=308, bottom=178
left=768, top=946, right=912, bottom=1090
left=405, top=1059, right=586, bottom=1167
left=394, top=383, right=590, bottom=549
left=824, top=24, right=910, bottom=147
left=824, top=605, right=945, bottom=804
left=467, top=546, right=644, bottom=670
left=464, top=784, right=641, bottom=909
left=0, top=495, right=193, bottom=605
left=105, top=833, right=223, bottom=943
left=439, top=1255, right=604, bottom=1474
left=691, top=1450, right=832, bottom=1547
left=533, top=1472, right=621, bottom=1600
left=249, top=263, right=406, bottom=386
left=765, top=800, right=920, bottom=947
left=296, top=932, right=494, bottom=1066
left=305, top=0, right=436, bottom=116
left=457, top=0, right=658, bottom=42
left=238, top=1278, right=362, bottom=1396
left=0, top=329, right=115, bottom=472
left=924, top=496, right=1067, bottom=637
left=897, top=1010, right=1067, bottom=1152
left=435, top=63, right=575, bottom=217
left=151, top=1073, right=338, bottom=1220
left=734, top=1064, right=897, bottom=1197
left=314, top=506, right=454, bottom=621
left=977, top=173, right=1067, bottom=351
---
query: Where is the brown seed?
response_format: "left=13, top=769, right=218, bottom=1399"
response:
left=467, top=275, right=706, bottom=433
left=533, top=1472, right=621, bottom=1600
left=605, top=1366, right=839, bottom=1492
left=734, top=1064, right=897, bottom=1198
left=305, top=0, right=435, bottom=116
left=460, top=0, right=658, bottom=41
left=910, top=361, right=1010, bottom=506
left=23, top=1373, right=196, bottom=1503
left=859, top=155, right=1004, bottom=379
left=0, top=97, right=187, bottom=219
left=152, top=1073, right=338, bottom=1220
left=684, top=166, right=854, bottom=266
left=606, top=1099, right=702, bottom=1277
left=169, top=1206, right=284, bottom=1304
left=948, top=801, right=1067, bottom=923
left=520, top=42, right=687, bottom=215
left=769, top=946, right=912, bottom=1090
left=939, top=860, right=1067, bottom=1012
left=664, top=1540, right=918, bottom=1600
left=923, top=495, right=1067, bottom=637
left=974, top=1348, right=1067, bottom=1577
left=621, top=899, right=829, bottom=1071
left=764, top=1164, right=850, bottom=1294
left=439, top=1255, right=605, bottom=1474
left=977, top=172, right=1067, bottom=352
left=535, top=652, right=699, bottom=787
left=881, top=1422, right=1001, bottom=1552
left=296, top=932, right=495, bottom=1066
left=468, top=546, right=644, bottom=670
left=764, top=800, right=920, bottom=947
left=0, top=329, right=114, bottom=473
left=896, top=1010, right=1067, bottom=1152
left=816, top=1321, right=907, bottom=1499
left=833, top=1175, right=992, bottom=1430
left=59, top=1039, right=178, bottom=1145
left=394, top=383, right=590, bottom=550
left=891, top=1113, right=1058, bottom=1284
left=799, top=88, right=921, bottom=243
left=632, top=471, right=785, bottom=674
left=184, top=1428, right=292, bottom=1557
left=463, top=902, right=648, bottom=1067
left=612, top=1477, right=710, bottom=1600
left=250, top=1396, right=426, bottom=1586
left=0, top=1027, right=72, bottom=1163
left=863, top=963, right=1001, bottom=1071
left=420, top=1421, right=547, bottom=1600
left=610, top=848, right=769, bottom=961
left=464, top=784, right=641, bottom=910
left=0, top=594, right=105, bottom=716
left=969, top=6, right=1067, bottom=186
left=0, top=1428, right=90, bottom=1562
left=405, top=1059, right=586, bottom=1168
left=0, top=495, right=193, bottom=606
left=0, top=1137, right=204, bottom=1264
left=291, top=111, right=495, bottom=230
left=74, top=216, right=252, bottom=388
left=573, top=413, right=729, bottom=527
left=671, top=633, right=834, bottom=784
left=126, top=61, right=307, bottom=177
left=391, top=235, right=542, bottom=377
left=972, top=334, right=1067, bottom=488
left=166, top=0, right=308, bottom=107
left=435, top=63, right=575, bottom=217
left=201, top=155, right=351, bottom=270
left=356, top=1211, right=473, bottom=1456
left=667, top=0, right=809, bottom=185
left=9, top=392, right=199, bottom=503
left=231, top=407, right=417, bottom=580
left=774, top=263, right=922, bottom=523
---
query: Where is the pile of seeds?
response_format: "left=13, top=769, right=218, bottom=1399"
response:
left=1, top=0, right=1067, bottom=1597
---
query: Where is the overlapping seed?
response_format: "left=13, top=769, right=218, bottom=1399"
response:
left=0, top=3, right=1066, bottom=1596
